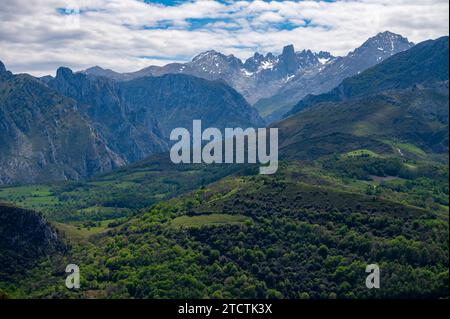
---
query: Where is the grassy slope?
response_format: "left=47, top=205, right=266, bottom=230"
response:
left=277, top=86, right=448, bottom=161
left=0, top=153, right=250, bottom=223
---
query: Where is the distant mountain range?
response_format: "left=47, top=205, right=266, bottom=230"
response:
left=80, top=31, right=414, bottom=122
left=257, top=31, right=414, bottom=121
left=82, top=44, right=334, bottom=106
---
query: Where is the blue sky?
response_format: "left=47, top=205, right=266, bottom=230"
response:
left=0, top=0, right=448, bottom=76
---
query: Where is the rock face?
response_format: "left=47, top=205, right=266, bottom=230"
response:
left=0, top=203, right=65, bottom=282
left=0, top=61, right=6, bottom=73
left=0, top=66, right=125, bottom=185
left=81, top=31, right=414, bottom=122
left=48, top=70, right=264, bottom=163
left=0, top=61, right=263, bottom=185
left=48, top=67, right=167, bottom=164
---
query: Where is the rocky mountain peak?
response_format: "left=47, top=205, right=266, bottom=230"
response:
left=377, top=30, right=408, bottom=41
left=316, top=51, right=334, bottom=59
left=192, top=50, right=219, bottom=62
left=296, top=49, right=319, bottom=67
left=86, top=65, right=104, bottom=71
left=298, top=49, right=313, bottom=55
left=0, top=61, right=13, bottom=79
left=81, top=66, right=124, bottom=80
left=279, top=44, right=300, bottom=74
left=192, top=50, right=241, bottom=64
left=56, top=66, right=74, bottom=79
left=253, top=52, right=264, bottom=59
left=0, top=61, right=6, bottom=74
left=189, top=49, right=243, bottom=75
left=83, top=66, right=106, bottom=74
left=315, top=51, right=334, bottom=64
left=244, top=52, right=272, bottom=72
left=281, top=44, right=296, bottom=57
left=266, top=52, right=276, bottom=60
left=278, top=45, right=325, bottom=73
left=356, top=31, right=414, bottom=56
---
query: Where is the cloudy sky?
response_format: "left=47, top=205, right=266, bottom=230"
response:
left=0, top=0, right=448, bottom=76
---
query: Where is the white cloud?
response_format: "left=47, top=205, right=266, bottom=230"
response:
left=0, top=0, right=448, bottom=76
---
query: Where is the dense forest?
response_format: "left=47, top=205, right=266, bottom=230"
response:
left=1, top=155, right=448, bottom=299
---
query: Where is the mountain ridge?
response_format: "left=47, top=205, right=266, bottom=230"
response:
left=255, top=31, right=414, bottom=121
left=80, top=31, right=414, bottom=122
left=287, top=36, right=449, bottom=117
left=0, top=62, right=263, bottom=185
left=0, top=65, right=126, bottom=185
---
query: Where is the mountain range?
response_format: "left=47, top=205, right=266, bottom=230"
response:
left=287, top=36, right=449, bottom=116
left=81, top=31, right=414, bottom=122
left=278, top=35, right=449, bottom=161
left=0, top=31, right=445, bottom=186
left=82, top=45, right=334, bottom=107
left=48, top=68, right=263, bottom=161
left=258, top=31, right=414, bottom=121
left=0, top=62, right=262, bottom=184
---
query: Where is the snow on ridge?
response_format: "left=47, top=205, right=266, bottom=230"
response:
left=260, top=60, right=275, bottom=70
left=241, top=68, right=254, bottom=77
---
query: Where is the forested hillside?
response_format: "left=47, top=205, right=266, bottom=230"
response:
left=0, top=203, right=65, bottom=298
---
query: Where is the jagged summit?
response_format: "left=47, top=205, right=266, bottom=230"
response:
left=375, top=30, right=411, bottom=42
left=188, top=44, right=333, bottom=76
left=0, top=60, right=6, bottom=73
left=83, top=65, right=109, bottom=75
left=187, top=50, right=244, bottom=79
left=191, top=50, right=242, bottom=66
left=192, top=49, right=222, bottom=60
left=56, top=66, right=74, bottom=78
left=354, top=31, right=414, bottom=56
left=281, top=44, right=296, bottom=56
left=85, top=65, right=105, bottom=72
left=0, top=61, right=13, bottom=78
left=81, top=65, right=124, bottom=80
